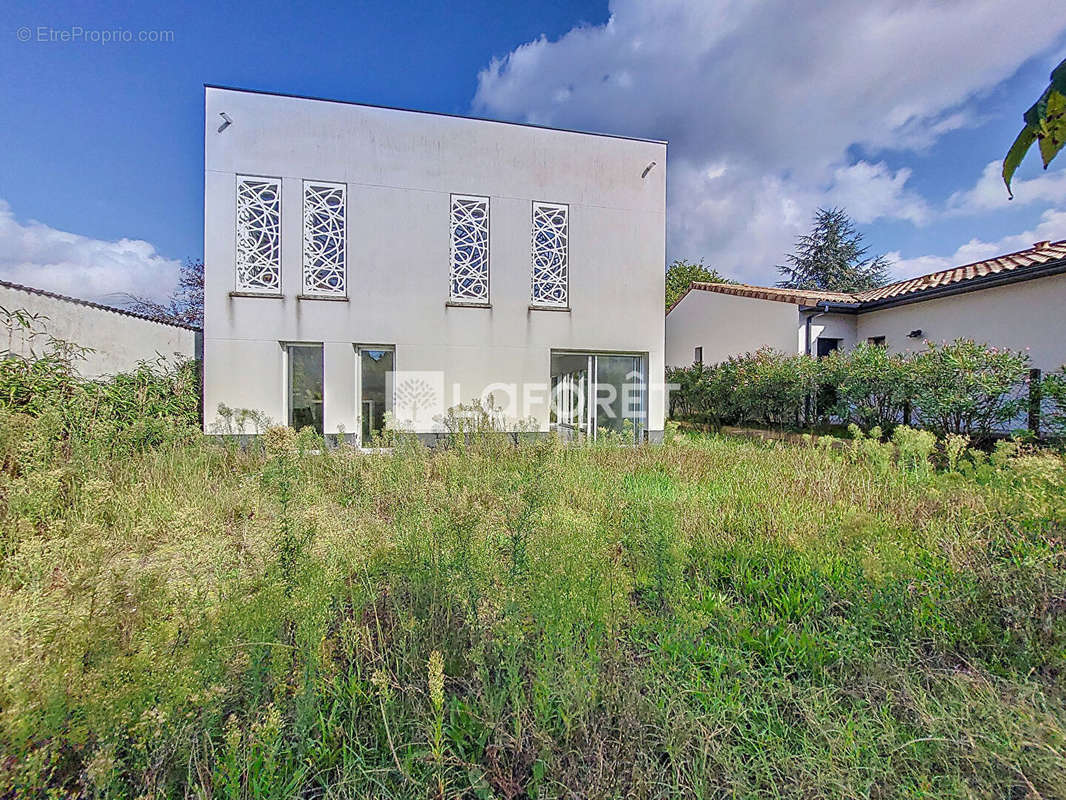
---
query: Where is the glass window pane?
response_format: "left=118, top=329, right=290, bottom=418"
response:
left=360, top=348, right=393, bottom=442
left=595, top=355, right=645, bottom=442
left=288, top=344, right=324, bottom=434
left=550, top=353, right=591, bottom=437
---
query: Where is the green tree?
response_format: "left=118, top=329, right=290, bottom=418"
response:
left=665, top=258, right=733, bottom=310
left=1003, top=57, right=1066, bottom=197
left=777, top=207, right=890, bottom=292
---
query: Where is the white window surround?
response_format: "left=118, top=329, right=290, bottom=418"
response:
left=449, top=194, right=490, bottom=303
left=531, top=201, right=569, bottom=307
left=235, top=176, right=282, bottom=293
left=302, top=180, right=347, bottom=296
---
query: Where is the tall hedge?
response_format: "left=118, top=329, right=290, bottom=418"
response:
left=667, top=339, right=1040, bottom=443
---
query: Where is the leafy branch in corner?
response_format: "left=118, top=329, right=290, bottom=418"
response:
left=1003, top=57, right=1066, bottom=197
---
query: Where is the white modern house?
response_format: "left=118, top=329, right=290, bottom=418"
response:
left=203, top=86, right=667, bottom=443
left=666, top=240, right=1066, bottom=373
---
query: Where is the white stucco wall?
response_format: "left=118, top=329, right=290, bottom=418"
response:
left=665, top=290, right=798, bottom=366
left=855, top=273, right=1066, bottom=371
left=203, top=87, right=667, bottom=436
left=0, top=282, right=199, bottom=378
left=804, top=312, right=857, bottom=354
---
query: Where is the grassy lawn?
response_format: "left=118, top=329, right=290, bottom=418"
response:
left=2, top=424, right=1065, bottom=798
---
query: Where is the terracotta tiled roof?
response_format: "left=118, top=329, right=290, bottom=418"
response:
left=684, top=282, right=859, bottom=308
left=669, top=239, right=1066, bottom=314
left=0, top=279, right=201, bottom=331
left=853, top=239, right=1066, bottom=302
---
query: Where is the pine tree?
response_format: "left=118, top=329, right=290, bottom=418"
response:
left=777, top=208, right=890, bottom=292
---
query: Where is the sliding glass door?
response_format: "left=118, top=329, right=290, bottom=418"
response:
left=595, top=354, right=645, bottom=441
left=550, top=353, right=592, bottom=438
left=550, top=351, right=646, bottom=443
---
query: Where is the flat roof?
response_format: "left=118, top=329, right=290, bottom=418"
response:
left=204, top=84, right=669, bottom=146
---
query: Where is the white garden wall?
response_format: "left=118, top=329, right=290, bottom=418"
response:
left=1, top=281, right=199, bottom=378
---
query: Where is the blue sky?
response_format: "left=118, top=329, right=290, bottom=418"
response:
left=2, top=0, right=1066, bottom=301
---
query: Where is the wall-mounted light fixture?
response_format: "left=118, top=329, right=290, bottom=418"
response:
left=907, top=329, right=923, bottom=338
left=641, top=161, right=657, bottom=179
left=217, top=112, right=233, bottom=133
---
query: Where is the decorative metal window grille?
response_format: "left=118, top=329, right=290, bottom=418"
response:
left=303, top=181, right=347, bottom=295
left=235, top=177, right=282, bottom=292
left=449, top=195, right=489, bottom=302
left=531, top=202, right=568, bottom=306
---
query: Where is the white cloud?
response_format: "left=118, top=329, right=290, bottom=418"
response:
left=473, top=0, right=1066, bottom=283
left=948, top=159, right=1066, bottom=213
left=0, top=199, right=180, bottom=305
left=885, top=208, right=1066, bottom=280
left=828, top=161, right=930, bottom=226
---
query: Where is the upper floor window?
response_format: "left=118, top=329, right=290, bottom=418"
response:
left=235, top=177, right=281, bottom=293
left=449, top=194, right=490, bottom=303
left=530, top=202, right=568, bottom=307
left=303, top=181, right=347, bottom=296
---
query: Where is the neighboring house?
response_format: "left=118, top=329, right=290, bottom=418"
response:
left=666, top=240, right=1066, bottom=373
left=0, top=279, right=201, bottom=378
left=203, top=86, right=667, bottom=444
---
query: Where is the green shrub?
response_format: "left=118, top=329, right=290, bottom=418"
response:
left=0, top=306, right=201, bottom=461
left=1043, top=365, right=1066, bottom=443
left=910, top=339, right=1029, bottom=441
left=732, top=348, right=817, bottom=428
left=825, top=343, right=912, bottom=430
left=669, top=339, right=1035, bottom=444
left=845, top=423, right=893, bottom=473
left=668, top=350, right=817, bottom=429
left=943, top=433, right=970, bottom=471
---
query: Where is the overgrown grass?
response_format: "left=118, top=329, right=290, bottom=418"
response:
left=1, top=416, right=1065, bottom=798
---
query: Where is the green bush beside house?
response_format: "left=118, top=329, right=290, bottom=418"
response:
left=667, top=338, right=1061, bottom=445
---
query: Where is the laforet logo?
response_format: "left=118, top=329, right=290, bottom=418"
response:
left=390, top=371, right=444, bottom=428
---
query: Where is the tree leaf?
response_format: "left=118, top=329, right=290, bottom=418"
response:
left=1037, top=90, right=1066, bottom=168
left=1002, top=127, right=1036, bottom=198
left=1007, top=58, right=1066, bottom=194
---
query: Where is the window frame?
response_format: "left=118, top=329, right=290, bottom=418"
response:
left=530, top=201, right=569, bottom=308
left=235, top=175, right=283, bottom=295
left=301, top=179, right=348, bottom=297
